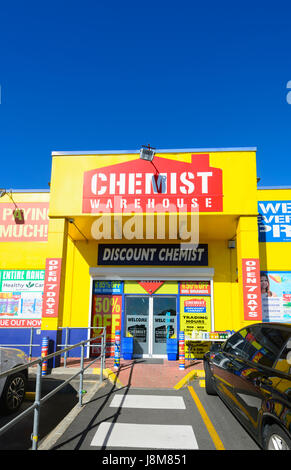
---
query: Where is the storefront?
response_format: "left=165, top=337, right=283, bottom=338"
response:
left=0, top=148, right=290, bottom=361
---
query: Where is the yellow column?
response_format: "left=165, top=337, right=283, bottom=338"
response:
left=236, top=216, right=261, bottom=330
left=41, top=217, right=68, bottom=331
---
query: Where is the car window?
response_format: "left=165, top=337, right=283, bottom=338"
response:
left=242, top=326, right=290, bottom=368
left=223, top=328, right=249, bottom=359
left=274, top=338, right=291, bottom=375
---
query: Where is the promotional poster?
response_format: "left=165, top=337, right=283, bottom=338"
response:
left=260, top=271, right=291, bottom=322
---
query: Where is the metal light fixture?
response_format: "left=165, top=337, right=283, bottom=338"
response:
left=140, top=145, right=155, bottom=162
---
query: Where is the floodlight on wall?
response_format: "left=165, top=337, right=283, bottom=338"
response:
left=140, top=145, right=155, bottom=162
left=0, top=188, right=24, bottom=223
left=228, top=240, right=236, bottom=249
left=67, top=217, right=88, bottom=242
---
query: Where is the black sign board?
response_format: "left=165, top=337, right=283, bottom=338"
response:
left=98, top=244, right=208, bottom=266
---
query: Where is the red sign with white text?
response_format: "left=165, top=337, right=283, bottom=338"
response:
left=83, top=154, right=223, bottom=213
left=42, top=258, right=62, bottom=318
left=242, top=259, right=262, bottom=321
left=0, top=202, right=49, bottom=242
left=138, top=281, right=165, bottom=294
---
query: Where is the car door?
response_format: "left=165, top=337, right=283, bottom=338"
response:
left=211, top=328, right=249, bottom=410
left=230, top=325, right=291, bottom=437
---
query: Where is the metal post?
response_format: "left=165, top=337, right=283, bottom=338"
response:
left=79, top=343, right=85, bottom=407
left=31, top=361, right=42, bottom=450
left=29, top=327, right=33, bottom=361
left=64, top=327, right=69, bottom=368
left=100, top=328, right=105, bottom=385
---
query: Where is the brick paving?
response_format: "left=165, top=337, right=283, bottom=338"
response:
left=54, top=357, right=204, bottom=388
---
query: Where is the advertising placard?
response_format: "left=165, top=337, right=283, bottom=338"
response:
left=91, top=294, right=122, bottom=356
left=180, top=296, right=211, bottom=334
left=93, top=280, right=123, bottom=295
left=0, top=269, right=45, bottom=327
left=242, top=259, right=262, bottom=321
left=179, top=281, right=210, bottom=295
left=179, top=295, right=212, bottom=359
left=258, top=201, right=291, bottom=242
left=260, top=271, right=291, bottom=322
left=83, top=154, right=223, bottom=214
left=0, top=202, right=49, bottom=242
left=42, top=258, right=62, bottom=318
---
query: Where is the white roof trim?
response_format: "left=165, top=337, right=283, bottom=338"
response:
left=89, top=267, right=214, bottom=280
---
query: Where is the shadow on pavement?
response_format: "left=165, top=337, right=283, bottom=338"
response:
left=0, top=376, right=81, bottom=450
left=51, top=361, right=135, bottom=450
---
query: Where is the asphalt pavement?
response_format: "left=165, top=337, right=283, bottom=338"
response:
left=0, top=359, right=262, bottom=452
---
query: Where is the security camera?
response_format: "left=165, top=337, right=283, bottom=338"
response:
left=68, top=218, right=75, bottom=224
left=0, top=189, right=6, bottom=198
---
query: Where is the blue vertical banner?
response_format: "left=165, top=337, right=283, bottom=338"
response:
left=41, top=336, right=49, bottom=376
left=179, top=331, right=185, bottom=370
left=114, top=330, right=121, bottom=369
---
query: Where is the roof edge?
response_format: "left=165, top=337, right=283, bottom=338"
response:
left=258, top=186, right=291, bottom=190
left=52, top=147, right=257, bottom=156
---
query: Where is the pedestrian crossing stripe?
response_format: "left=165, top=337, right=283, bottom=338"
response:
left=110, top=394, right=186, bottom=409
left=90, top=422, right=199, bottom=449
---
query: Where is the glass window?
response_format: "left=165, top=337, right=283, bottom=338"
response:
left=223, top=328, right=249, bottom=359
left=274, top=338, right=291, bottom=375
left=243, top=326, right=291, bottom=368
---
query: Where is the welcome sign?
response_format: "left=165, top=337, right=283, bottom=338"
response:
left=83, top=154, right=223, bottom=213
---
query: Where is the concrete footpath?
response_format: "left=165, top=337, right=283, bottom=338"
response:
left=35, top=357, right=205, bottom=450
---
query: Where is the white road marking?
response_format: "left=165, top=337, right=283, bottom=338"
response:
left=110, top=394, right=186, bottom=409
left=90, top=422, right=198, bottom=449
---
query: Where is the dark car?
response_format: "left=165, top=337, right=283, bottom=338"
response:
left=203, top=322, right=291, bottom=450
left=0, top=347, right=28, bottom=415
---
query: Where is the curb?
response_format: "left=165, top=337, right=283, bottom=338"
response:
left=173, top=369, right=205, bottom=390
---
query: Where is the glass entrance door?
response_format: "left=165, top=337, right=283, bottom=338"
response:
left=125, top=296, right=149, bottom=356
left=152, top=296, right=177, bottom=356
left=124, top=295, right=177, bottom=357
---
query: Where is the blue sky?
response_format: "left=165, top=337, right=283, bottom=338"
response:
left=1, top=0, right=291, bottom=189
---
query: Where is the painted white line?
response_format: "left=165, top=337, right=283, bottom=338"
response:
left=91, top=422, right=198, bottom=449
left=110, top=394, right=186, bottom=409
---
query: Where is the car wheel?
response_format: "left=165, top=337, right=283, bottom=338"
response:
left=0, top=372, right=27, bottom=415
left=263, top=424, right=291, bottom=450
left=204, top=362, right=217, bottom=395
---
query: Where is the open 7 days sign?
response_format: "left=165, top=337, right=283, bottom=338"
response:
left=83, top=154, right=223, bottom=213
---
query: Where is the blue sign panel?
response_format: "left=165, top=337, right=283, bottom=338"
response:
left=93, top=280, right=123, bottom=294
left=258, top=201, right=291, bottom=242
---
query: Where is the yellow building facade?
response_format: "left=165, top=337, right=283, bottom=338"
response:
left=0, top=148, right=290, bottom=360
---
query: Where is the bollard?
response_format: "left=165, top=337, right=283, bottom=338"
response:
left=114, top=330, right=121, bottom=369
left=41, top=336, right=49, bottom=376
left=179, top=331, right=185, bottom=370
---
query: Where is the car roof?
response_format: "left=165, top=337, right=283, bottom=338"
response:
left=242, top=322, right=291, bottom=330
